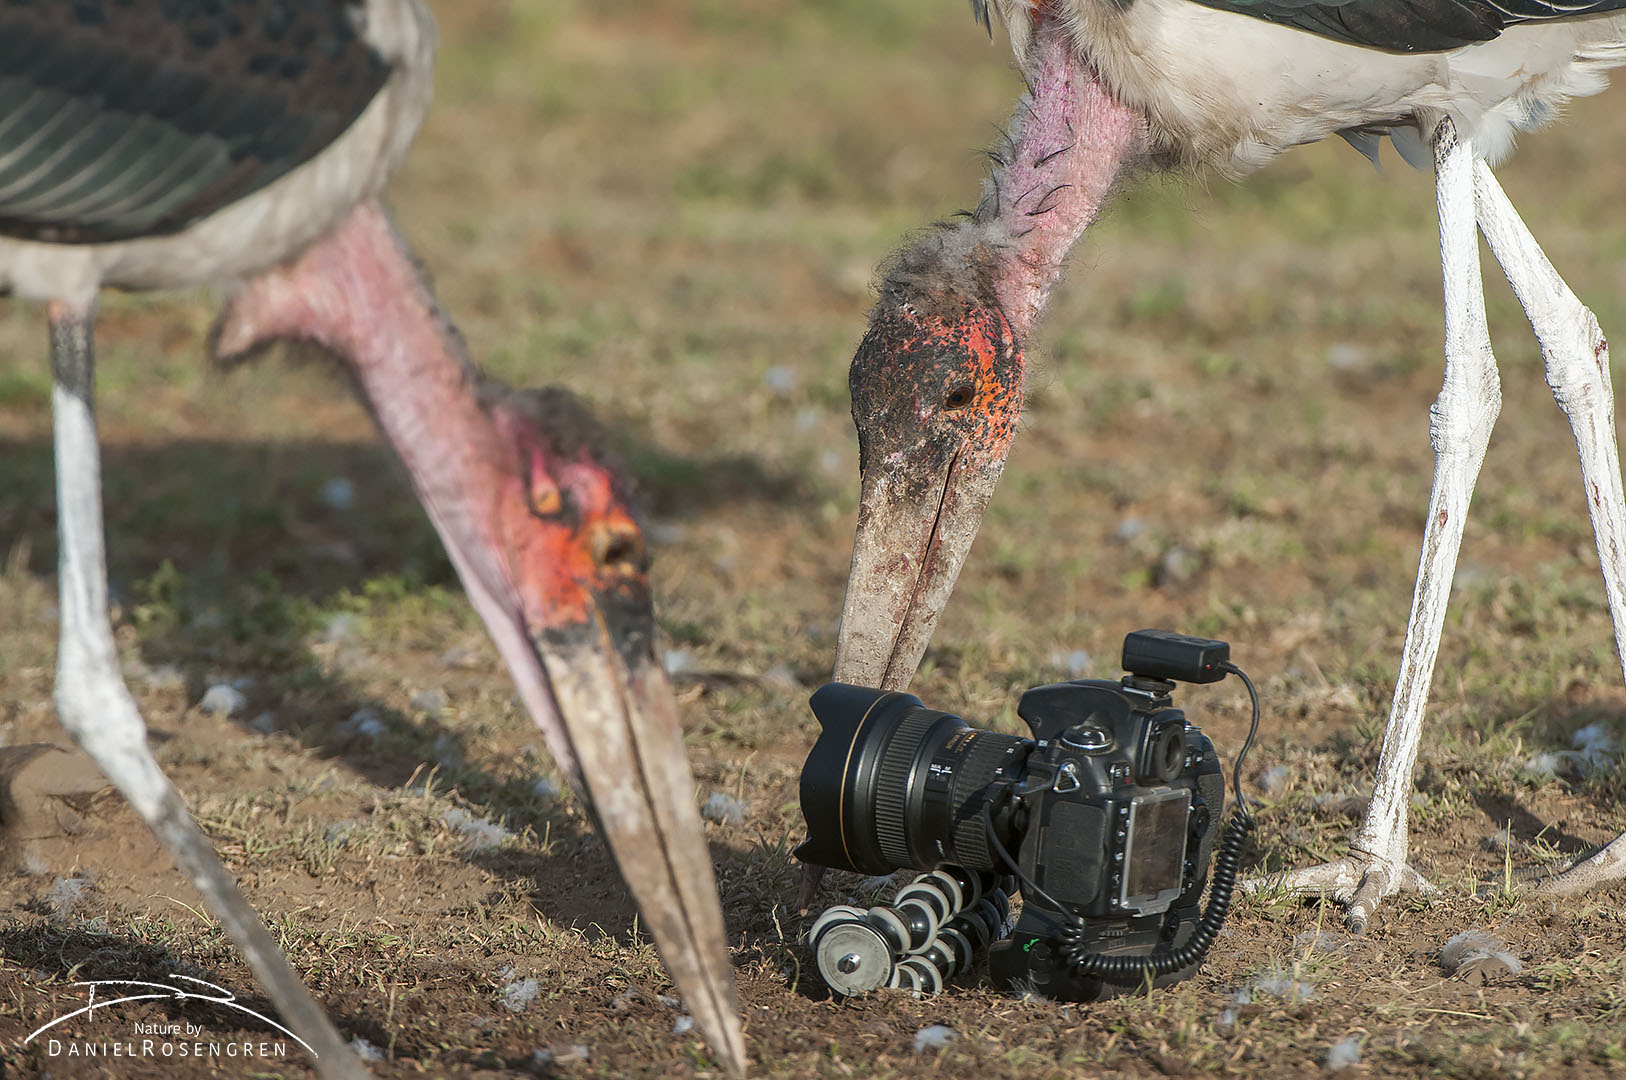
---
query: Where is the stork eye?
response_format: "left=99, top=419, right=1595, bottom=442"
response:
left=529, top=485, right=563, bottom=518
left=594, top=522, right=646, bottom=571
left=943, top=384, right=976, bottom=411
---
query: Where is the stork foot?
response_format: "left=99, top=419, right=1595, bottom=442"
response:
left=1245, top=853, right=1435, bottom=934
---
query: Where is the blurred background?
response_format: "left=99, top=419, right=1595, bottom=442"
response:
left=3, top=1, right=1626, bottom=1075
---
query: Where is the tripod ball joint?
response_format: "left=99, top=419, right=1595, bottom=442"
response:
left=809, top=868, right=1014, bottom=998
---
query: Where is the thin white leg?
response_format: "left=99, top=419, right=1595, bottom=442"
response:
left=1474, top=163, right=1626, bottom=895
left=1249, top=119, right=1496, bottom=929
left=48, top=301, right=371, bottom=1080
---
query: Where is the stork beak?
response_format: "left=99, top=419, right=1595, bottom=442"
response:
left=833, top=442, right=1005, bottom=690
left=525, top=616, right=747, bottom=1075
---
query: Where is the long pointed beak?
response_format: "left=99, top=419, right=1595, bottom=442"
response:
left=531, top=622, right=747, bottom=1075
left=833, top=444, right=1004, bottom=690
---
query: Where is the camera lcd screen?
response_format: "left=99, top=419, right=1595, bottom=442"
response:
left=1121, top=790, right=1191, bottom=914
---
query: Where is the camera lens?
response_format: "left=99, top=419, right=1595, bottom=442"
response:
left=795, top=684, right=1032, bottom=875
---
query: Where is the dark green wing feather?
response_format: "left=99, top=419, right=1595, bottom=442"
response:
left=1184, top=0, right=1626, bottom=52
left=0, top=0, right=390, bottom=245
left=967, top=0, right=1626, bottom=54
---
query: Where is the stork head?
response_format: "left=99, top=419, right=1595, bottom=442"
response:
left=835, top=281, right=1024, bottom=690
left=456, top=384, right=744, bottom=1069
left=210, top=206, right=746, bottom=1072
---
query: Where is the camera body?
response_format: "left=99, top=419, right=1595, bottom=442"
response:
left=986, top=675, right=1224, bottom=1000
left=796, top=630, right=1235, bottom=1001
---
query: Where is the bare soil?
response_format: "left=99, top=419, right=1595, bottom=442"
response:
left=4, top=2, right=1626, bottom=1078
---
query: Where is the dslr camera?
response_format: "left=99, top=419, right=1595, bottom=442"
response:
left=797, top=630, right=1256, bottom=1001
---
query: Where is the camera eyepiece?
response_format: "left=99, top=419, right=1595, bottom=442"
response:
left=1143, top=721, right=1188, bottom=784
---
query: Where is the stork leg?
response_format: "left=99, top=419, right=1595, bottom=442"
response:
left=1473, top=162, right=1626, bottom=894
left=1247, top=119, right=1498, bottom=929
left=47, top=300, right=370, bottom=1080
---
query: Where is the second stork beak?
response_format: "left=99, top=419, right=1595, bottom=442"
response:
left=833, top=442, right=1004, bottom=691
left=531, top=623, right=747, bottom=1075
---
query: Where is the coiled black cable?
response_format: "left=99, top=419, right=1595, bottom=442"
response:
left=1059, top=809, right=1254, bottom=983
left=983, top=658, right=1262, bottom=985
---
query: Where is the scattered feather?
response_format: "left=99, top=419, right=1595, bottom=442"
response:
left=501, top=976, right=541, bottom=1012
left=673, top=1015, right=695, bottom=1036
left=1049, top=649, right=1092, bottom=678
left=321, top=613, right=361, bottom=644
left=344, top=708, right=385, bottom=739
left=1257, top=765, right=1291, bottom=797
left=439, top=645, right=483, bottom=670
left=1325, top=1035, right=1363, bottom=1071
left=409, top=688, right=448, bottom=717
left=319, top=476, right=356, bottom=511
left=763, top=365, right=798, bottom=395
left=1440, top=930, right=1522, bottom=984
left=1294, top=931, right=1344, bottom=954
left=913, top=1024, right=959, bottom=1053
left=441, top=808, right=514, bottom=851
left=139, top=663, right=184, bottom=692
left=349, top=1036, right=384, bottom=1063
left=1219, top=967, right=1316, bottom=1029
left=198, top=684, right=247, bottom=717
left=530, top=1044, right=590, bottom=1068
left=1521, top=750, right=1582, bottom=780
left=47, top=874, right=90, bottom=919
left=702, top=791, right=746, bottom=827
left=1312, top=792, right=1368, bottom=817
left=1573, top=721, right=1620, bottom=769
left=1325, top=342, right=1372, bottom=372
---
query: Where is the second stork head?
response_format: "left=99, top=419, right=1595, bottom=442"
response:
left=835, top=248, right=1026, bottom=691
left=212, top=204, right=746, bottom=1073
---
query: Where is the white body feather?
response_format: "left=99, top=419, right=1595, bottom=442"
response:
left=989, top=0, right=1626, bottom=173
left=0, top=0, right=435, bottom=305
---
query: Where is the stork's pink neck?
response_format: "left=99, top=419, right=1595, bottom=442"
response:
left=987, top=27, right=1144, bottom=339
left=213, top=202, right=504, bottom=528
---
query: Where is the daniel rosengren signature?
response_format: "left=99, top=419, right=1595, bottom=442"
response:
left=24, top=974, right=315, bottom=1059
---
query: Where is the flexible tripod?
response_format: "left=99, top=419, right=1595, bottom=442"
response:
left=807, top=867, right=1017, bottom=996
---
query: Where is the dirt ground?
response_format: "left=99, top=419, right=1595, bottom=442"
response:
left=4, top=2, right=1626, bottom=1077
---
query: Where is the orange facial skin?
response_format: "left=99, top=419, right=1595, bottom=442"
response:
left=849, top=294, right=1024, bottom=491
left=485, top=391, right=654, bottom=655
left=835, top=293, right=1026, bottom=690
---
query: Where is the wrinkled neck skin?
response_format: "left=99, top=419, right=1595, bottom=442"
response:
left=212, top=202, right=580, bottom=780
left=214, top=202, right=501, bottom=549
left=986, top=18, right=1145, bottom=339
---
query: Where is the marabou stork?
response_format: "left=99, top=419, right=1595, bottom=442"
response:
left=0, top=2, right=743, bottom=1076
left=832, top=0, right=1626, bottom=929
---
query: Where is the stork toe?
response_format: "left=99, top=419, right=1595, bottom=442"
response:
left=1245, top=854, right=1435, bottom=933
left=1495, top=835, right=1626, bottom=898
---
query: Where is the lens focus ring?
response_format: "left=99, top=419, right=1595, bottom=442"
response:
left=948, top=730, right=1026, bottom=870
left=874, top=708, right=942, bottom=867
